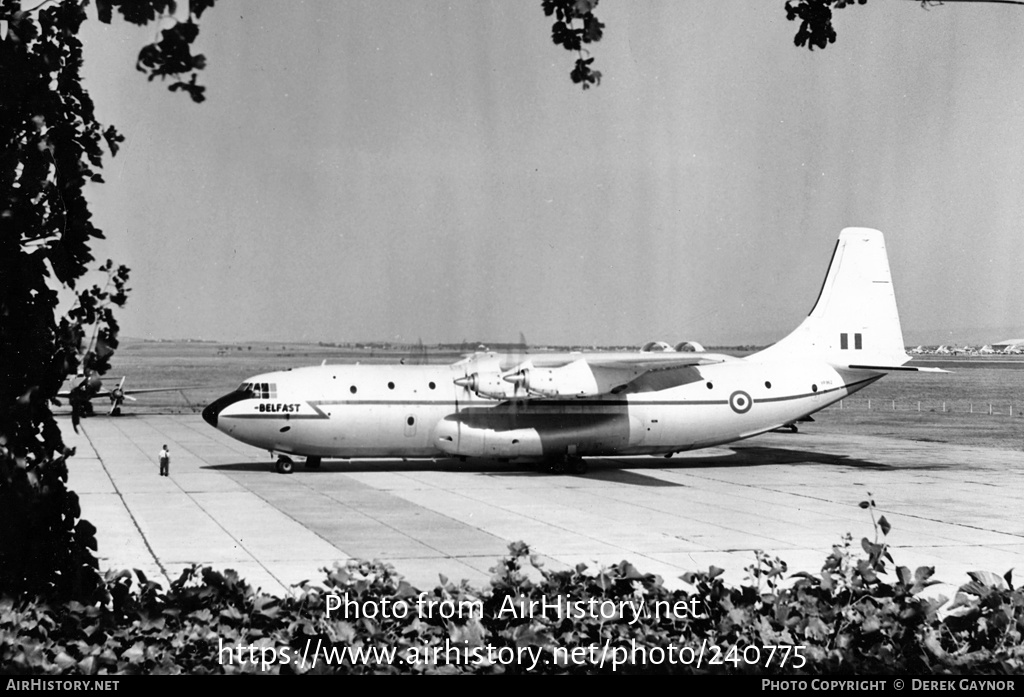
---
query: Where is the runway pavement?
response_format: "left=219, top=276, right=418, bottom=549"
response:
left=63, top=413, right=1024, bottom=598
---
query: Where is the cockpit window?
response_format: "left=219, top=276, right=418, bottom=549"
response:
left=238, top=382, right=276, bottom=398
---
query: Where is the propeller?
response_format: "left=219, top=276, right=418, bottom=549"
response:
left=501, top=362, right=533, bottom=397
left=452, top=333, right=532, bottom=401
left=108, top=376, right=136, bottom=416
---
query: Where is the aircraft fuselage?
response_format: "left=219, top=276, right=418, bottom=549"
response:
left=203, top=356, right=881, bottom=461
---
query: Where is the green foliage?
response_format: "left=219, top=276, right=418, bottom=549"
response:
left=1, top=0, right=214, bottom=604
left=2, top=511, right=1022, bottom=675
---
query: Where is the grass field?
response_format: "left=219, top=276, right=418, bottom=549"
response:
left=817, top=359, right=1024, bottom=451
left=68, top=340, right=1024, bottom=452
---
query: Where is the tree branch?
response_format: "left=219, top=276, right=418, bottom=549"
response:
left=913, top=0, right=1024, bottom=6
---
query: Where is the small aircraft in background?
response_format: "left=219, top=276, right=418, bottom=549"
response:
left=203, top=228, right=944, bottom=474
left=59, top=374, right=198, bottom=425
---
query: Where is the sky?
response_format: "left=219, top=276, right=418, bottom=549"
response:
left=77, top=1, right=1024, bottom=347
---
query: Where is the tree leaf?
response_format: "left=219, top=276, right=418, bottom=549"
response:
left=878, top=515, right=891, bottom=536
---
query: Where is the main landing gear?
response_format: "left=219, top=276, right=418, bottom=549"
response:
left=540, top=457, right=588, bottom=475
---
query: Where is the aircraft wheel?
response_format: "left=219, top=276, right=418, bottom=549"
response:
left=570, top=459, right=588, bottom=475
left=549, top=459, right=566, bottom=474
left=305, top=456, right=321, bottom=469
left=111, top=406, right=121, bottom=416
left=276, top=457, right=294, bottom=475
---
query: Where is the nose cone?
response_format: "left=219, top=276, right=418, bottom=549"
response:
left=202, top=390, right=249, bottom=428
left=201, top=400, right=220, bottom=428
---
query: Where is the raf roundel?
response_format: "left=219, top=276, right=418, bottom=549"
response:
left=729, top=390, right=752, bottom=414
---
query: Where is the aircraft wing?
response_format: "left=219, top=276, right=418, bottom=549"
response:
left=585, top=354, right=730, bottom=394
left=57, top=384, right=202, bottom=398
left=458, top=351, right=733, bottom=399
left=120, top=386, right=203, bottom=395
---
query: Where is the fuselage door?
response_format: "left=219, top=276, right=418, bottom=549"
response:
left=404, top=414, right=417, bottom=437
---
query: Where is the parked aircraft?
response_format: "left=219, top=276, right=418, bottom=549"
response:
left=203, top=228, right=942, bottom=474
left=60, top=374, right=197, bottom=423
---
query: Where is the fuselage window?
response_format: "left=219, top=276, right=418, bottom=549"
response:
left=388, top=381, right=395, bottom=390
left=428, top=382, right=436, bottom=390
left=765, top=381, right=772, bottom=389
left=350, top=385, right=357, bottom=394
left=407, top=416, right=415, bottom=426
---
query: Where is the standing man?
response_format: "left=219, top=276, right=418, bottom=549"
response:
left=159, top=444, right=170, bottom=477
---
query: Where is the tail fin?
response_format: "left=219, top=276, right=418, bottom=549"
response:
left=753, top=228, right=911, bottom=368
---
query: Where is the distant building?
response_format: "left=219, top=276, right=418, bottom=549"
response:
left=993, top=338, right=1024, bottom=353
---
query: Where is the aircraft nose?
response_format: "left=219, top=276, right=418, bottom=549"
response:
left=201, top=400, right=221, bottom=428
left=203, top=390, right=248, bottom=428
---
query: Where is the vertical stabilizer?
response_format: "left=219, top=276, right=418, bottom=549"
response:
left=753, top=228, right=910, bottom=367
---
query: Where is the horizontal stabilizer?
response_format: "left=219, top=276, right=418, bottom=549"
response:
left=845, top=364, right=948, bottom=373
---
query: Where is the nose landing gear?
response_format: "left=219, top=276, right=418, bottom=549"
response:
left=275, top=456, right=294, bottom=474
left=273, top=455, right=322, bottom=473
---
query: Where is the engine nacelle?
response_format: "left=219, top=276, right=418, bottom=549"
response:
left=453, top=372, right=514, bottom=400
left=674, top=341, right=705, bottom=353
left=504, top=359, right=599, bottom=397
left=640, top=340, right=673, bottom=352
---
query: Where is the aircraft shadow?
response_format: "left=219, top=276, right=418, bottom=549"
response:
left=204, top=459, right=535, bottom=475
left=203, top=444, right=895, bottom=481
left=662, top=446, right=893, bottom=471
